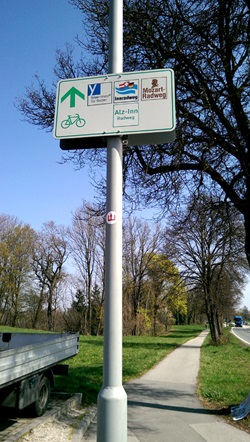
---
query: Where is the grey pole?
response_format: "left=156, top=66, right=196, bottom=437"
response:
left=97, top=1, right=127, bottom=441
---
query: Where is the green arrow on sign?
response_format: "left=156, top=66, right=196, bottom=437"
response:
left=61, top=87, right=85, bottom=108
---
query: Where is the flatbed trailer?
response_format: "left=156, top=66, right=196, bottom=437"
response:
left=0, top=332, right=79, bottom=416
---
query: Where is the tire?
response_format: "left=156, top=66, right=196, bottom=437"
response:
left=76, top=118, right=86, bottom=127
left=32, top=376, right=51, bottom=417
left=61, top=119, right=70, bottom=129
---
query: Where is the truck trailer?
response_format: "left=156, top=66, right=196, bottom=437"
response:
left=0, top=331, right=79, bottom=416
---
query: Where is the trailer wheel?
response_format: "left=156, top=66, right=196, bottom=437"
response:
left=32, top=376, right=51, bottom=417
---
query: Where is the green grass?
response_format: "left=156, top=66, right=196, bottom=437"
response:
left=0, top=325, right=203, bottom=405
left=52, top=325, right=205, bottom=404
left=1, top=324, right=249, bottom=432
left=0, top=326, right=44, bottom=333
left=198, top=327, right=250, bottom=432
left=199, top=328, right=250, bottom=406
left=122, top=325, right=205, bottom=382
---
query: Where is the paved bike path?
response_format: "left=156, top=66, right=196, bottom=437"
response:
left=83, top=330, right=250, bottom=441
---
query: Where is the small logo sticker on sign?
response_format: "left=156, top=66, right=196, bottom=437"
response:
left=106, top=211, right=117, bottom=224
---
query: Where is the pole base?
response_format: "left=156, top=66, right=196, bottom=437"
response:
left=97, top=386, right=127, bottom=442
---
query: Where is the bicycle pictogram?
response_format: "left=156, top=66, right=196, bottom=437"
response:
left=61, top=114, right=86, bottom=129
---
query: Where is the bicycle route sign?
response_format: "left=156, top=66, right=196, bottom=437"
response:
left=53, top=69, right=175, bottom=144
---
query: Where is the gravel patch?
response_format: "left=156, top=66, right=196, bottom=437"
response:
left=19, top=405, right=86, bottom=442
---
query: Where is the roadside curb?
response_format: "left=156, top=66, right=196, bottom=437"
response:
left=231, top=326, right=250, bottom=346
left=72, top=407, right=97, bottom=442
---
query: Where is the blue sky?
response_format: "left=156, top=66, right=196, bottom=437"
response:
left=1, top=0, right=249, bottom=309
left=1, top=0, right=96, bottom=231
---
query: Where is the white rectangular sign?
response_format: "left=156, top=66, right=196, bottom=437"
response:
left=53, top=69, right=175, bottom=140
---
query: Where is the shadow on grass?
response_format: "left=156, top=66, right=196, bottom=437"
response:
left=58, top=328, right=205, bottom=406
left=122, top=341, right=179, bottom=349
left=80, top=338, right=103, bottom=346
left=55, top=365, right=102, bottom=405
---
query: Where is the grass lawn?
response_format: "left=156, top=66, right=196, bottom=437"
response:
left=0, top=324, right=249, bottom=433
left=0, top=325, right=203, bottom=404
left=54, top=325, right=204, bottom=404
left=198, top=327, right=250, bottom=433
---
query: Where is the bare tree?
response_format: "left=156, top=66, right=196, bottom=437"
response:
left=17, top=0, right=250, bottom=270
left=241, top=305, right=250, bottom=323
left=67, top=203, right=105, bottom=334
left=32, top=221, right=68, bottom=331
left=165, top=193, right=248, bottom=342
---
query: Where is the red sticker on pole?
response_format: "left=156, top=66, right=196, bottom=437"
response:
left=106, top=211, right=117, bottom=224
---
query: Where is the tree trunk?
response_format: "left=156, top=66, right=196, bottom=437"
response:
left=32, top=287, right=45, bottom=329
left=132, top=293, right=139, bottom=335
left=152, top=302, right=158, bottom=337
left=205, top=289, right=221, bottom=344
left=47, top=290, right=53, bottom=331
left=243, top=206, right=250, bottom=268
left=11, top=293, right=18, bottom=327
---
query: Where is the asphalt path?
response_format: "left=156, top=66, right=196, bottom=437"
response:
left=231, top=326, right=250, bottom=345
left=83, top=330, right=250, bottom=441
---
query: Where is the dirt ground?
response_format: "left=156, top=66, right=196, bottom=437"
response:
left=19, top=405, right=87, bottom=442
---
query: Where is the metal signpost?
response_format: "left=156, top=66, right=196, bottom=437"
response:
left=53, top=2, right=175, bottom=441
left=96, top=2, right=127, bottom=441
